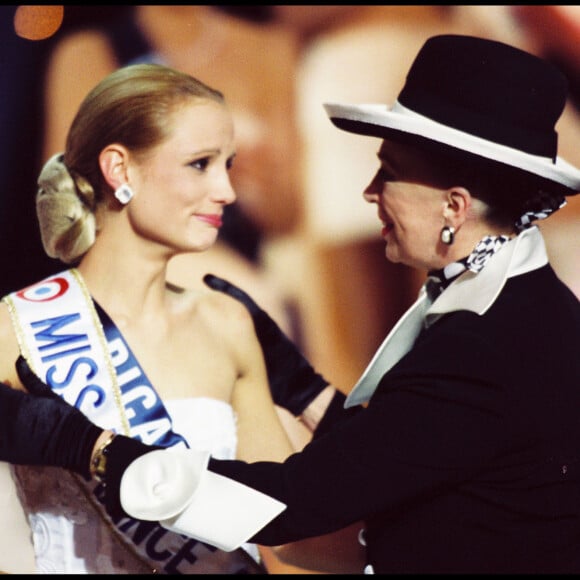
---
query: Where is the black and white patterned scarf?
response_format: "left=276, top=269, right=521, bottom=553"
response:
left=426, top=235, right=511, bottom=301
left=514, top=197, right=566, bottom=232
left=426, top=197, right=566, bottom=301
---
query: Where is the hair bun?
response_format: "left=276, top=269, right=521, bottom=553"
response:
left=36, top=153, right=96, bottom=263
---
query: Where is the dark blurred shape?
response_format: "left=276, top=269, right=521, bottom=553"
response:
left=0, top=6, right=132, bottom=297
left=213, top=6, right=275, bottom=24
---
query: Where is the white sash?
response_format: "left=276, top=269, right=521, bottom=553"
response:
left=5, top=269, right=126, bottom=431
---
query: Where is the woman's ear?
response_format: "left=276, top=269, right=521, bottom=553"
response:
left=99, top=145, right=129, bottom=191
left=444, top=186, right=471, bottom=226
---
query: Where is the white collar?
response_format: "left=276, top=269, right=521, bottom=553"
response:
left=344, top=227, right=548, bottom=408
left=425, top=226, right=548, bottom=326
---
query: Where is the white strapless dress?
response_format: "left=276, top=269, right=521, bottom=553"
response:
left=11, top=398, right=262, bottom=574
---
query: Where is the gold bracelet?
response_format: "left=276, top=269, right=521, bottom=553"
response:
left=91, top=432, right=116, bottom=483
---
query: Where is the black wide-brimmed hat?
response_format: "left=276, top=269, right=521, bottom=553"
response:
left=324, top=34, right=580, bottom=194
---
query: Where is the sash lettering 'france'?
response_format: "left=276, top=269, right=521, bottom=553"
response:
left=4, top=269, right=262, bottom=573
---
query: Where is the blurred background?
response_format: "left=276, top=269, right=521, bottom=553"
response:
left=2, top=6, right=580, bottom=573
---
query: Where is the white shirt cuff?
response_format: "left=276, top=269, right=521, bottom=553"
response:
left=160, top=467, right=286, bottom=551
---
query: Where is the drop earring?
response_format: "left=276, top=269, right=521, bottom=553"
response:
left=114, top=184, right=134, bottom=205
left=440, top=225, right=455, bottom=245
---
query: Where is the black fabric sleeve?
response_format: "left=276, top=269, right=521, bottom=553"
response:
left=312, top=389, right=358, bottom=439
left=204, top=274, right=330, bottom=415
left=0, top=381, right=102, bottom=479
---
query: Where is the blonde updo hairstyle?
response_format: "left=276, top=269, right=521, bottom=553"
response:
left=36, top=63, right=224, bottom=263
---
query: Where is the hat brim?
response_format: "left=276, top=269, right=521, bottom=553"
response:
left=324, top=101, right=580, bottom=194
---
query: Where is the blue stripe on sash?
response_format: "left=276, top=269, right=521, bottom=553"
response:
left=93, top=300, right=189, bottom=449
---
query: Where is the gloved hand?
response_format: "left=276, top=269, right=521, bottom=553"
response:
left=203, top=273, right=330, bottom=416
left=0, top=355, right=104, bottom=479
left=15, top=355, right=159, bottom=519
left=102, top=434, right=163, bottom=520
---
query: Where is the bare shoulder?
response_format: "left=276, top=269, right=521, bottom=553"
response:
left=197, top=285, right=255, bottom=342
left=0, top=302, right=23, bottom=387
left=185, top=283, right=261, bottom=382
left=0, top=302, right=15, bottom=342
left=169, top=282, right=255, bottom=344
left=167, top=246, right=292, bottom=334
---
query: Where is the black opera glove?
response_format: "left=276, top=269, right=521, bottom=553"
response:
left=0, top=355, right=103, bottom=480
left=16, top=355, right=161, bottom=519
left=203, top=273, right=330, bottom=416
left=99, top=434, right=163, bottom=520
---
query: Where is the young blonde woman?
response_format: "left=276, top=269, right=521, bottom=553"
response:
left=0, top=63, right=335, bottom=574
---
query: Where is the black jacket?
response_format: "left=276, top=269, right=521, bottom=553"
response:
left=209, top=229, right=580, bottom=573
